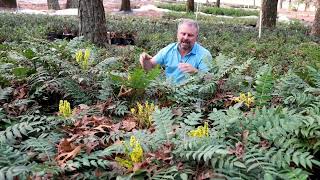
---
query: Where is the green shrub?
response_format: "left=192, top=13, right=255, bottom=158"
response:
left=202, top=7, right=259, bottom=17
left=156, top=3, right=186, bottom=12
left=157, top=3, right=259, bottom=17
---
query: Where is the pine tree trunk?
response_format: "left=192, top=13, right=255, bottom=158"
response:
left=216, top=0, right=221, bottom=8
left=79, top=0, right=107, bottom=46
left=261, top=0, right=278, bottom=29
left=47, top=0, right=60, bottom=10
left=279, top=0, right=284, bottom=9
left=120, top=0, right=131, bottom=12
left=311, top=0, right=320, bottom=36
left=187, top=0, right=194, bottom=12
left=66, top=0, right=79, bottom=8
left=304, top=0, right=310, bottom=11
left=0, top=0, right=17, bottom=8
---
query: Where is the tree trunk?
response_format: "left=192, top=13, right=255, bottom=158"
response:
left=187, top=0, right=194, bottom=13
left=260, top=0, right=278, bottom=29
left=79, top=0, right=107, bottom=46
left=66, top=0, right=79, bottom=8
left=311, top=0, right=320, bottom=36
left=304, top=0, right=311, bottom=11
left=216, top=0, right=221, bottom=8
left=120, top=0, right=131, bottom=12
left=0, top=0, right=17, bottom=8
left=47, top=0, right=60, bottom=10
left=279, top=0, right=284, bottom=9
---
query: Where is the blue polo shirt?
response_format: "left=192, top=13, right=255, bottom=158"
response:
left=154, top=42, right=212, bottom=83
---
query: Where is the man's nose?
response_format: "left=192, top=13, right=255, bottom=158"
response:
left=183, top=34, right=189, bottom=39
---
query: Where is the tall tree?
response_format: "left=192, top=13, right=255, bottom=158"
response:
left=187, top=0, right=194, bottom=12
left=79, top=0, right=107, bottom=46
left=47, top=0, right=60, bottom=10
left=120, top=0, right=131, bottom=12
left=260, top=0, right=279, bottom=29
left=311, top=0, right=320, bottom=36
left=216, top=0, right=221, bottom=8
left=66, top=0, right=79, bottom=8
left=279, top=0, right=284, bottom=9
left=0, top=0, right=17, bottom=8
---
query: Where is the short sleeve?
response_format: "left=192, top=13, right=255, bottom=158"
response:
left=198, top=52, right=213, bottom=72
left=154, top=48, right=167, bottom=66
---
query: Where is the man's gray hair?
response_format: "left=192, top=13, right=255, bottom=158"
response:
left=177, top=19, right=199, bottom=33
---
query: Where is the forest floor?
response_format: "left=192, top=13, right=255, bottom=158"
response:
left=10, top=0, right=317, bottom=23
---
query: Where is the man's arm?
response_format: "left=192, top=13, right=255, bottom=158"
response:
left=139, top=52, right=157, bottom=71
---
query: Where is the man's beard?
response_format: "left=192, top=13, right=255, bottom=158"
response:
left=178, top=41, right=192, bottom=52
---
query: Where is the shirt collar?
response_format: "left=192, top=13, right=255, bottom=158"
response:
left=175, top=42, right=198, bottom=55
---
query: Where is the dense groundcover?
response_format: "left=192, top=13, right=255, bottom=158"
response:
left=1, top=12, right=320, bottom=179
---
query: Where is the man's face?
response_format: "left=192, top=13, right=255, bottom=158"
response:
left=177, top=23, right=198, bottom=52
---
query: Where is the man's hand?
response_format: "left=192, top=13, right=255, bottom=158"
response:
left=139, top=52, right=155, bottom=71
left=178, top=63, right=198, bottom=73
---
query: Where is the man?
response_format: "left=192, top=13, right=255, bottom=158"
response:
left=139, top=18, right=212, bottom=83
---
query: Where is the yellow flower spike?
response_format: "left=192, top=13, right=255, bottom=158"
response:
left=75, top=50, right=83, bottom=63
left=130, top=136, right=136, bottom=147
left=131, top=101, right=157, bottom=128
left=84, top=48, right=90, bottom=62
left=75, top=49, right=90, bottom=70
left=59, top=100, right=72, bottom=118
left=115, top=157, right=133, bottom=169
left=188, top=122, right=210, bottom=138
left=234, top=92, right=255, bottom=108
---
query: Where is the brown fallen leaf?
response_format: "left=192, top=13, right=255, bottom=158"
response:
left=57, top=138, right=76, bottom=154
left=55, top=146, right=82, bottom=167
left=122, top=119, right=136, bottom=131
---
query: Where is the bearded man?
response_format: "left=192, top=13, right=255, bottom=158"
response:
left=139, top=18, right=212, bottom=83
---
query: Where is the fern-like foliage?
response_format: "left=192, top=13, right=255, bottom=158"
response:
left=254, top=65, right=274, bottom=107
left=65, top=152, right=112, bottom=171
left=0, top=87, right=13, bottom=102
left=0, top=143, right=30, bottom=179
left=151, top=108, right=174, bottom=150
left=0, top=166, right=29, bottom=180
left=56, top=77, right=92, bottom=105
left=0, top=115, right=60, bottom=143
left=212, top=54, right=235, bottom=79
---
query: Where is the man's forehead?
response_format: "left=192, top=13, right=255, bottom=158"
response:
left=178, top=24, right=198, bottom=32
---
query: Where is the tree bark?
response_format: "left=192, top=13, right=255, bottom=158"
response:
left=187, top=0, right=194, bottom=12
left=0, top=0, right=17, bottom=8
left=216, top=0, right=221, bottom=8
left=66, top=0, right=79, bottom=8
left=47, top=0, right=60, bottom=10
left=260, top=0, right=278, bottom=29
left=120, top=0, right=131, bottom=12
left=311, top=0, right=320, bottom=36
left=79, top=0, right=107, bottom=46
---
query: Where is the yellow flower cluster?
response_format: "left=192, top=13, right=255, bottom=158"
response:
left=59, top=100, right=72, bottom=118
left=188, top=122, right=209, bottom=138
left=115, top=136, right=144, bottom=169
left=75, top=49, right=90, bottom=70
left=234, top=92, right=255, bottom=108
left=130, top=101, right=157, bottom=128
left=129, top=136, right=143, bottom=163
